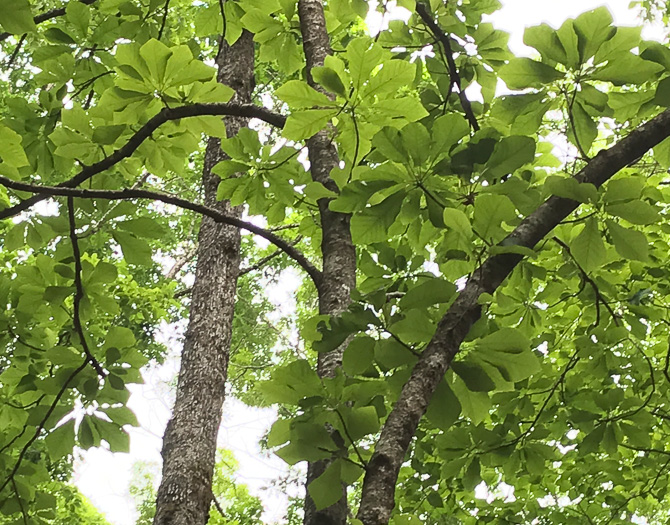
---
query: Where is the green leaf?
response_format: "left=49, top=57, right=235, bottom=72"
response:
left=499, top=58, right=564, bottom=89
left=346, top=38, right=384, bottom=91
left=350, top=191, right=405, bottom=244
left=0, top=125, right=30, bottom=167
left=312, top=66, right=346, bottom=96
left=389, top=309, right=435, bottom=343
left=342, top=335, right=375, bottom=375
left=431, top=114, right=469, bottom=154
left=569, top=101, right=597, bottom=154
left=473, top=194, right=516, bottom=241
left=275, top=80, right=333, bottom=108
left=0, top=0, right=36, bottom=34
left=555, top=19, right=580, bottom=69
left=590, top=54, right=663, bottom=85
left=573, top=7, right=615, bottom=61
left=425, top=380, right=461, bottom=430
left=307, top=461, right=342, bottom=510
left=570, top=218, right=606, bottom=273
left=44, top=420, right=75, bottom=459
left=545, top=175, right=598, bottom=203
left=118, top=217, right=166, bottom=239
left=102, top=406, right=139, bottom=427
left=484, top=135, right=536, bottom=180
left=523, top=24, right=567, bottom=65
left=606, top=200, right=660, bottom=225
left=92, top=125, right=126, bottom=145
left=104, top=326, right=136, bottom=350
left=343, top=406, right=380, bottom=440
left=452, top=361, right=496, bottom=392
left=113, top=231, right=153, bottom=266
left=606, top=220, right=649, bottom=262
left=283, top=109, right=339, bottom=141
left=399, top=278, right=456, bottom=310
left=442, top=207, right=473, bottom=240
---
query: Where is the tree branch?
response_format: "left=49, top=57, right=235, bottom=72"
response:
left=357, top=108, right=670, bottom=525
left=0, top=359, right=88, bottom=497
left=0, top=177, right=323, bottom=287
left=0, top=102, right=285, bottom=222
left=0, top=0, right=97, bottom=42
left=415, top=2, right=479, bottom=131
left=67, top=197, right=107, bottom=377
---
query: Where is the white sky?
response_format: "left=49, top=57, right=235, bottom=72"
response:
left=75, top=1, right=659, bottom=524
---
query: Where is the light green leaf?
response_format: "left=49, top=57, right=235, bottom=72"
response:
left=473, top=194, right=517, bottom=241
left=573, top=6, right=615, bottom=61
left=362, top=59, right=415, bottom=99
left=545, top=175, right=598, bottom=203
left=139, top=39, right=172, bottom=84
left=442, top=207, right=473, bottom=240
left=499, top=58, right=564, bottom=89
left=283, top=109, right=339, bottom=141
left=399, top=278, right=456, bottom=310
left=523, top=24, right=567, bottom=65
left=570, top=218, right=606, bottom=273
left=0, top=0, right=36, bottom=34
left=113, top=231, right=153, bottom=266
left=606, top=200, right=660, bottom=225
left=606, top=220, right=649, bottom=262
left=275, top=80, right=333, bottom=108
left=590, top=54, right=663, bottom=85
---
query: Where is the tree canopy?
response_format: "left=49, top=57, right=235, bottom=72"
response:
left=2, top=0, right=670, bottom=524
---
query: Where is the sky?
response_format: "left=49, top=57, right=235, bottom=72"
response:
left=74, top=1, right=661, bottom=524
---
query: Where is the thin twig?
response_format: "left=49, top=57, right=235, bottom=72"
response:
left=67, top=197, right=106, bottom=377
left=553, top=236, right=620, bottom=326
left=157, top=0, right=171, bottom=40
left=415, top=2, right=479, bottom=131
left=5, top=34, right=27, bottom=68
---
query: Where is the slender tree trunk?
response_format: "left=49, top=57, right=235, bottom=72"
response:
left=297, top=1, right=356, bottom=524
left=153, top=32, right=255, bottom=525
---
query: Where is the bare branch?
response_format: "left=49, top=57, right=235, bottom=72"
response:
left=0, top=176, right=323, bottom=287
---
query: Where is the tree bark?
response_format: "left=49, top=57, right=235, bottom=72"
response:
left=356, top=109, right=670, bottom=525
left=298, top=1, right=356, bottom=524
left=153, top=32, right=255, bottom=525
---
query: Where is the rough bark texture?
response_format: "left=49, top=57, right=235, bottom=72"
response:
left=153, top=32, right=255, bottom=525
left=356, top=110, right=670, bottom=525
left=298, top=1, right=355, bottom=524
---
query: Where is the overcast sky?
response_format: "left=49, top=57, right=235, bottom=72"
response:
left=74, top=1, right=658, bottom=524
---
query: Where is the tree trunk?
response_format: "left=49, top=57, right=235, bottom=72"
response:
left=297, top=1, right=356, bottom=524
left=153, top=32, right=255, bottom=525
